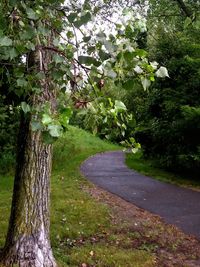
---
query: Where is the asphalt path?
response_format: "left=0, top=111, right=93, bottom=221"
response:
left=80, top=151, right=200, bottom=239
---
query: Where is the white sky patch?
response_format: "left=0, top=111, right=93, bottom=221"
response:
left=63, top=0, right=148, bottom=43
left=61, top=0, right=149, bottom=89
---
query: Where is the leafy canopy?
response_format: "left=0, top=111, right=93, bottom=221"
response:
left=0, top=0, right=168, bottom=143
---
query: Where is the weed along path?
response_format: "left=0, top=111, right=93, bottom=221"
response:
left=81, top=151, right=200, bottom=239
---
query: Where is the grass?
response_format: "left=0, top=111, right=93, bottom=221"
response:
left=0, top=126, right=155, bottom=266
left=0, top=175, right=13, bottom=248
left=126, top=151, right=200, bottom=190
left=69, top=245, right=154, bottom=267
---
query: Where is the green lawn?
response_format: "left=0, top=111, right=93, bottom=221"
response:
left=0, top=175, right=13, bottom=248
left=0, top=126, right=155, bottom=267
left=126, top=151, right=200, bottom=190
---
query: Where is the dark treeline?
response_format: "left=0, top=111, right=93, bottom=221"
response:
left=127, top=0, right=200, bottom=175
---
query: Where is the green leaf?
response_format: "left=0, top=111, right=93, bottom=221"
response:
left=141, top=77, right=151, bottom=90
left=0, top=30, right=4, bottom=38
left=8, top=48, right=18, bottom=60
left=8, top=0, right=18, bottom=7
left=21, top=102, right=31, bottom=113
left=17, top=78, right=28, bottom=87
left=134, top=65, right=143, bottom=74
left=42, top=114, right=53, bottom=125
left=48, top=124, right=63, bottom=137
left=74, top=12, right=92, bottom=28
left=107, top=70, right=117, bottom=78
left=42, top=131, right=57, bottom=144
left=19, top=20, right=25, bottom=27
left=52, top=70, right=65, bottom=80
left=122, top=79, right=134, bottom=90
left=52, top=54, right=64, bottom=64
left=99, top=50, right=110, bottom=61
left=53, top=38, right=60, bottom=46
left=20, top=26, right=36, bottom=40
left=184, top=17, right=192, bottom=28
left=26, top=8, right=39, bottom=20
left=193, top=19, right=200, bottom=30
left=66, top=31, right=74, bottom=38
left=78, top=56, right=101, bottom=67
left=108, top=98, right=113, bottom=107
left=103, top=40, right=115, bottom=53
left=135, top=49, right=148, bottom=58
left=0, top=36, right=12, bottom=46
left=67, top=12, right=77, bottom=23
left=123, top=51, right=134, bottom=62
left=31, top=121, right=43, bottom=131
left=155, top=67, right=169, bottom=78
left=38, top=26, right=51, bottom=36
left=25, top=42, right=36, bottom=51
left=88, top=46, right=96, bottom=54
left=35, top=72, right=46, bottom=80
left=59, top=108, right=73, bottom=128
left=83, top=36, right=91, bottom=42
left=115, top=100, right=127, bottom=111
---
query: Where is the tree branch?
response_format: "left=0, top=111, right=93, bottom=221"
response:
left=175, top=0, right=193, bottom=18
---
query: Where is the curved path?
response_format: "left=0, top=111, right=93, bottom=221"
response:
left=81, top=151, right=200, bottom=239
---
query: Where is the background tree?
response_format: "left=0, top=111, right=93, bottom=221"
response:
left=128, top=0, right=200, bottom=174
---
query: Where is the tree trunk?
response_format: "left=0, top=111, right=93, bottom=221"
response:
left=0, top=111, right=57, bottom=267
left=175, top=0, right=193, bottom=18
left=0, top=45, right=57, bottom=265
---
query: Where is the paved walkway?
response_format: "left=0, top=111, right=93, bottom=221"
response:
left=81, top=151, right=200, bottom=239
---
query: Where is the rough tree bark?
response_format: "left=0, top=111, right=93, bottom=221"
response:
left=0, top=49, right=57, bottom=266
left=1, top=116, right=56, bottom=267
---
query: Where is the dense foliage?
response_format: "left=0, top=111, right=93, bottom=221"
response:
left=131, top=1, right=200, bottom=175
left=0, top=63, right=20, bottom=173
left=0, top=0, right=163, bottom=160
left=0, top=97, right=19, bottom=173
